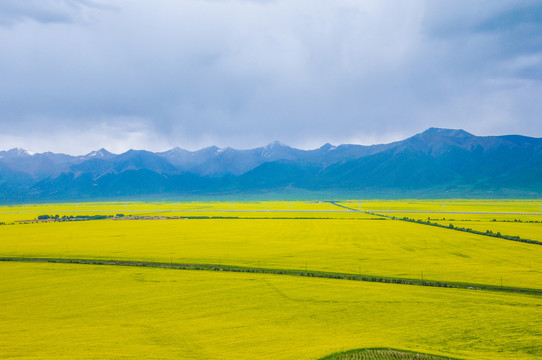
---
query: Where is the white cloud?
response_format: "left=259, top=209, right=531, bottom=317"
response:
left=0, top=0, right=541, bottom=154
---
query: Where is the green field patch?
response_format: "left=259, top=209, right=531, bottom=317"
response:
left=321, top=348, right=461, bottom=360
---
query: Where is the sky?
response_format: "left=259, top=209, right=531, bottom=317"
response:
left=0, top=0, right=541, bottom=154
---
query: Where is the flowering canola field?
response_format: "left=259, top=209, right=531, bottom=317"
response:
left=0, top=200, right=541, bottom=359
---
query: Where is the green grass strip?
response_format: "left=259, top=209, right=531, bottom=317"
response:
left=1, top=257, right=540, bottom=296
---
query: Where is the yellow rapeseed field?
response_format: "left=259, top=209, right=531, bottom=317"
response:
left=1, top=200, right=541, bottom=359
left=1, top=262, right=541, bottom=360
left=377, top=213, right=542, bottom=243
left=1, top=215, right=540, bottom=289
left=337, top=199, right=542, bottom=213
left=0, top=201, right=373, bottom=222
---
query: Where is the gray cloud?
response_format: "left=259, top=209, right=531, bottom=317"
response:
left=0, top=0, right=541, bottom=154
left=0, top=0, right=108, bottom=26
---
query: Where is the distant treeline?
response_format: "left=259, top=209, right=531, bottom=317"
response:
left=404, top=217, right=542, bottom=246
left=369, top=212, right=542, bottom=246
left=37, top=214, right=125, bottom=221
left=425, top=217, right=542, bottom=224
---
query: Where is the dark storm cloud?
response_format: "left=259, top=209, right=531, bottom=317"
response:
left=0, top=0, right=541, bottom=154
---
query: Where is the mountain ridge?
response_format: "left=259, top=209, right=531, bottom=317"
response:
left=1, top=128, right=541, bottom=201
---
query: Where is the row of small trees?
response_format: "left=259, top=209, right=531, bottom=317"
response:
left=36, top=214, right=125, bottom=221
left=394, top=216, right=542, bottom=246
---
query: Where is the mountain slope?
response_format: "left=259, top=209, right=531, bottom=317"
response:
left=1, top=128, right=541, bottom=201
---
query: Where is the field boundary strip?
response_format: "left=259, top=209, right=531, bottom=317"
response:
left=1, top=257, right=541, bottom=296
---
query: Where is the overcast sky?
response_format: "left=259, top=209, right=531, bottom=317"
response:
left=1, top=0, right=541, bottom=154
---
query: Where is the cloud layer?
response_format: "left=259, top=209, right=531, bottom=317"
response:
left=0, top=0, right=541, bottom=153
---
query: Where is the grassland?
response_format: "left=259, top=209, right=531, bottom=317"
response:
left=0, top=200, right=541, bottom=359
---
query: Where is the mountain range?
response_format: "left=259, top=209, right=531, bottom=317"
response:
left=1, top=128, right=541, bottom=202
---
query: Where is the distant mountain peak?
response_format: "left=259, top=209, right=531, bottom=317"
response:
left=160, top=147, right=188, bottom=156
left=216, top=147, right=229, bottom=155
left=6, top=147, right=33, bottom=157
left=422, top=128, right=474, bottom=138
left=261, top=141, right=290, bottom=158
left=265, top=140, right=288, bottom=149
left=85, top=148, right=114, bottom=158
left=319, top=143, right=337, bottom=151
left=1, top=128, right=541, bottom=201
left=202, top=145, right=220, bottom=152
left=400, top=128, right=482, bottom=155
left=0, top=147, right=34, bottom=159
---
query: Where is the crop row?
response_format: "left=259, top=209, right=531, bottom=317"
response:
left=320, top=348, right=461, bottom=360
